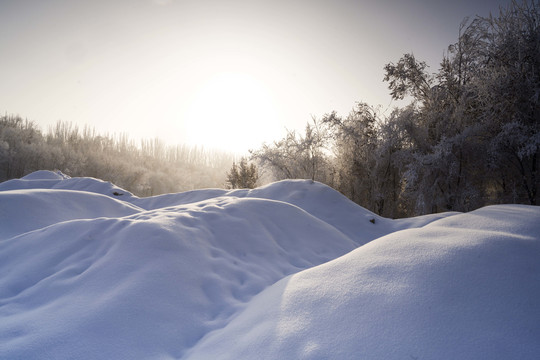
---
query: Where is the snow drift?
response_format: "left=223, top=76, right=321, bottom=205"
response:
left=188, top=205, right=540, bottom=360
left=1, top=171, right=539, bottom=359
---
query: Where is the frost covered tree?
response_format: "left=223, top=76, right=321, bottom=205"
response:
left=0, top=116, right=45, bottom=179
left=380, top=0, right=540, bottom=212
left=473, top=0, right=540, bottom=205
left=248, top=1, right=539, bottom=214
left=371, top=108, right=415, bottom=217
left=250, top=120, right=331, bottom=183
left=0, top=115, right=235, bottom=195
left=322, top=103, right=379, bottom=209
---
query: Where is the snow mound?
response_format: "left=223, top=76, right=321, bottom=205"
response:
left=247, top=180, right=407, bottom=243
left=131, top=188, right=231, bottom=210
left=2, top=172, right=426, bottom=246
left=2, top=171, right=537, bottom=359
left=21, top=169, right=71, bottom=180
left=135, top=179, right=415, bottom=245
left=0, top=171, right=135, bottom=200
left=0, top=189, right=142, bottom=240
left=187, top=205, right=540, bottom=360
left=0, top=196, right=356, bottom=359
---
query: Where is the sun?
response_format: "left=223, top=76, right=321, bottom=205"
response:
left=184, top=72, right=280, bottom=154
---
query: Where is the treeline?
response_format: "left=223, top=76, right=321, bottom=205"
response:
left=252, top=1, right=539, bottom=217
left=0, top=116, right=234, bottom=196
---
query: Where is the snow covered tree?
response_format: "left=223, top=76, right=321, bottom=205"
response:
left=372, top=108, right=415, bottom=217
left=384, top=53, right=433, bottom=106
left=322, top=103, right=380, bottom=210
left=0, top=115, right=236, bottom=195
left=474, top=0, right=540, bottom=205
left=387, top=0, right=539, bottom=211
left=250, top=120, right=331, bottom=183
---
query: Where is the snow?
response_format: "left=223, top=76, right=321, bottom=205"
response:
left=188, top=204, right=540, bottom=359
left=1, top=170, right=539, bottom=359
left=0, top=171, right=136, bottom=201
left=0, top=189, right=142, bottom=240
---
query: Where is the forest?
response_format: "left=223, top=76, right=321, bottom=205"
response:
left=252, top=0, right=539, bottom=217
left=1, top=1, right=538, bottom=217
left=0, top=117, right=235, bottom=196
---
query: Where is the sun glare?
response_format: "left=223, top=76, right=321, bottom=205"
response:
left=185, top=72, right=280, bottom=154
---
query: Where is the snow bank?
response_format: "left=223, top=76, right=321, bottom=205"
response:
left=0, top=170, right=135, bottom=200
left=21, top=169, right=70, bottom=180
left=131, top=188, right=232, bottom=210
left=133, top=179, right=420, bottom=245
left=1, top=171, right=538, bottom=360
left=188, top=205, right=540, bottom=360
left=245, top=179, right=457, bottom=243
left=0, top=189, right=141, bottom=240
left=245, top=179, right=389, bottom=244
left=0, top=196, right=361, bottom=359
left=0, top=172, right=362, bottom=359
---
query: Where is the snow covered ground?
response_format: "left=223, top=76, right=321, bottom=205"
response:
left=1, top=170, right=539, bottom=359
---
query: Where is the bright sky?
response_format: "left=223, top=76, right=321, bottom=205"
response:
left=1, top=0, right=511, bottom=154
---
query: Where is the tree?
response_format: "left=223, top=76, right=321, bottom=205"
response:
left=226, top=157, right=259, bottom=189
left=384, top=53, right=433, bottom=106
left=322, top=103, right=380, bottom=209
left=250, top=119, right=331, bottom=183
left=381, top=0, right=540, bottom=211
left=0, top=115, right=236, bottom=195
left=475, top=0, right=540, bottom=205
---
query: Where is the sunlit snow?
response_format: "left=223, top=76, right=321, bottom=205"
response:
left=1, top=171, right=539, bottom=359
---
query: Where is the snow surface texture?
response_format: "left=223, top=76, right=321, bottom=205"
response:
left=1, top=171, right=539, bottom=359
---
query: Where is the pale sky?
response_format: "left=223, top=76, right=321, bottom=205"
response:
left=1, top=0, right=512, bottom=154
